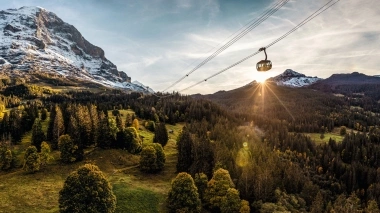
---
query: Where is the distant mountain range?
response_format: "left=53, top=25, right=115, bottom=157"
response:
left=267, top=69, right=321, bottom=87
left=0, top=6, right=153, bottom=93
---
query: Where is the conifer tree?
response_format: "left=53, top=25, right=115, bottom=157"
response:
left=97, top=111, right=114, bottom=149
left=139, top=143, right=165, bottom=172
left=176, top=127, right=194, bottom=173
left=52, top=106, right=64, bottom=149
left=194, top=172, right=208, bottom=202
left=153, top=123, right=168, bottom=147
left=240, top=200, right=250, bottom=213
left=46, top=105, right=57, bottom=142
left=58, top=134, right=78, bottom=163
left=0, top=144, right=12, bottom=171
left=220, top=188, right=241, bottom=213
left=89, top=104, right=99, bottom=146
left=167, top=172, right=201, bottom=213
left=31, top=118, right=45, bottom=151
left=204, top=168, right=235, bottom=211
left=40, top=141, right=53, bottom=167
left=23, top=146, right=40, bottom=173
left=40, top=108, right=48, bottom=120
left=132, top=118, right=139, bottom=131
left=59, top=164, right=116, bottom=213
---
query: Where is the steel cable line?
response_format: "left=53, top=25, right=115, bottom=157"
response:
left=177, top=0, right=340, bottom=93
left=162, top=0, right=291, bottom=92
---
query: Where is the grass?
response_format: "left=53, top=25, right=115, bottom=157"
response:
left=306, top=127, right=354, bottom=144
left=0, top=111, right=183, bottom=213
left=113, top=182, right=161, bottom=213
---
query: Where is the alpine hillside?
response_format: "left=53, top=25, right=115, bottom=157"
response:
left=0, top=6, right=152, bottom=92
left=267, top=69, right=322, bottom=87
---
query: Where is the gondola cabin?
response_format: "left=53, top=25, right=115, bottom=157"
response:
left=256, top=60, right=272, bottom=72
left=256, top=47, right=272, bottom=72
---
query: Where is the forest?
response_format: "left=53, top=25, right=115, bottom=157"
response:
left=1, top=80, right=380, bottom=212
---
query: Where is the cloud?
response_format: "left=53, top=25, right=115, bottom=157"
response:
left=1, top=0, right=379, bottom=94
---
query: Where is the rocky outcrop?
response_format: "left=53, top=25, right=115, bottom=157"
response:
left=0, top=6, right=141, bottom=90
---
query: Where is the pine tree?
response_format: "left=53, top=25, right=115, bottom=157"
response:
left=98, top=111, right=114, bottom=149
left=132, top=118, right=139, bottom=131
left=240, top=200, right=250, bottom=213
left=204, top=168, right=235, bottom=211
left=52, top=106, right=64, bottom=149
left=31, top=118, right=45, bottom=151
left=194, top=173, right=208, bottom=202
left=0, top=143, right=12, bottom=171
left=167, top=172, right=201, bottom=213
left=89, top=104, right=99, bottom=146
left=59, top=164, right=116, bottom=213
left=115, top=114, right=124, bottom=131
left=46, top=105, right=57, bottom=142
left=310, top=191, right=324, bottom=213
left=40, top=108, right=48, bottom=120
left=58, top=134, right=78, bottom=163
left=153, top=123, right=168, bottom=147
left=23, top=146, right=40, bottom=173
left=220, top=188, right=241, bottom=213
left=40, top=141, right=53, bottom=167
left=176, top=127, right=194, bottom=173
left=139, top=145, right=157, bottom=173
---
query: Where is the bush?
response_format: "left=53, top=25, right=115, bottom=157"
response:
left=59, top=164, right=116, bottom=213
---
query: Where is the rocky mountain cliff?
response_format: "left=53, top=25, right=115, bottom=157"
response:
left=267, top=69, right=322, bottom=87
left=0, top=6, right=151, bottom=92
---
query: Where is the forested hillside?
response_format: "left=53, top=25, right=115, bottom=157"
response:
left=0, top=79, right=380, bottom=212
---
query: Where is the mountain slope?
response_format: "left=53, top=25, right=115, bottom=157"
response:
left=267, top=69, right=322, bottom=87
left=0, top=6, right=152, bottom=92
left=309, top=72, right=380, bottom=100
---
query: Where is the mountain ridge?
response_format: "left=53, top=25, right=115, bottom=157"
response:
left=267, top=69, right=322, bottom=87
left=0, top=6, right=153, bottom=93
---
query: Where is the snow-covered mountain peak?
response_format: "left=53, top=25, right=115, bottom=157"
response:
left=0, top=6, right=153, bottom=93
left=268, top=69, right=322, bottom=87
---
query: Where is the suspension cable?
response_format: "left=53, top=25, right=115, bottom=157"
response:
left=177, top=0, right=340, bottom=93
left=162, top=0, right=291, bottom=92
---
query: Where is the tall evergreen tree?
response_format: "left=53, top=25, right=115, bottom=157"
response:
left=31, top=118, right=45, bottom=151
left=153, top=123, right=168, bottom=147
left=89, top=104, right=99, bottom=146
left=176, top=127, right=194, bottom=173
left=47, top=105, right=57, bottom=142
left=97, top=111, right=114, bottom=149
left=52, top=105, right=64, bottom=149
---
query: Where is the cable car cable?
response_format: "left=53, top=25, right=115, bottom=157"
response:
left=177, top=0, right=340, bottom=93
left=162, top=0, right=291, bottom=92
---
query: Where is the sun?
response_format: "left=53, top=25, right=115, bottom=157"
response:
left=254, top=72, right=270, bottom=84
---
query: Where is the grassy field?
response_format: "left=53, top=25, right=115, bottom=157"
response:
left=306, top=127, right=354, bottom=144
left=0, top=111, right=183, bottom=213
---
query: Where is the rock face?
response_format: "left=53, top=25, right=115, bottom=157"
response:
left=268, top=69, right=322, bottom=87
left=0, top=6, right=150, bottom=91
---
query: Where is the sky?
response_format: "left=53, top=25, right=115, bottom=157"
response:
left=2, top=0, right=380, bottom=94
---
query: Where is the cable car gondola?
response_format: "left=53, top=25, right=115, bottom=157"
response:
left=256, top=47, right=272, bottom=72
